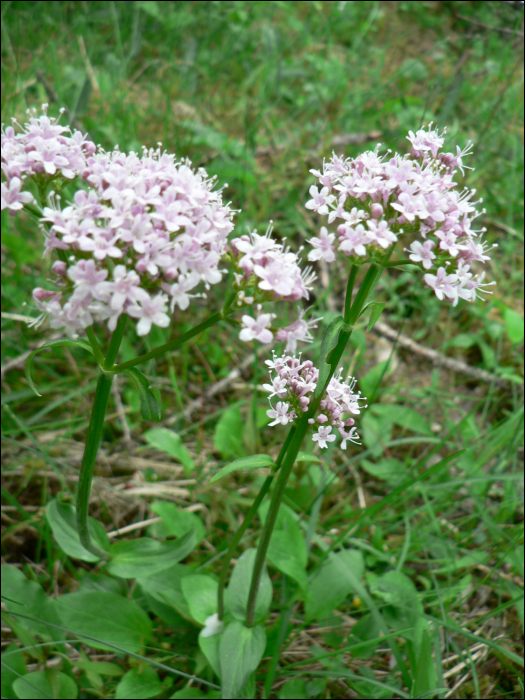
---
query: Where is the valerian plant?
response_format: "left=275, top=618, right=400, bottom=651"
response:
left=1, top=108, right=496, bottom=699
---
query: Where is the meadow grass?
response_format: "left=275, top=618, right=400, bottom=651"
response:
left=1, top=2, right=523, bottom=698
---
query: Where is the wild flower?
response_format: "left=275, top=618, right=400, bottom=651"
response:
left=264, top=352, right=366, bottom=449
left=306, top=124, right=496, bottom=304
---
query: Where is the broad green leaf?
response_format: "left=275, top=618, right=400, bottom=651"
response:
left=503, top=306, right=524, bottom=344
left=137, top=563, right=192, bottom=619
left=412, top=628, right=437, bottom=698
left=278, top=677, right=308, bottom=699
left=115, top=666, right=163, bottom=699
left=1, top=643, right=27, bottom=700
left=25, top=339, right=94, bottom=396
left=267, top=530, right=308, bottom=590
left=55, top=591, right=152, bottom=654
left=181, top=575, right=218, bottom=625
left=259, top=504, right=308, bottom=590
left=13, top=670, right=78, bottom=699
left=209, top=454, right=274, bottom=483
left=144, top=428, right=194, bottom=475
left=214, top=405, right=245, bottom=459
left=225, top=548, right=272, bottom=623
left=107, top=531, right=197, bottom=578
left=315, top=315, right=345, bottom=399
left=370, top=570, right=423, bottom=642
left=149, top=501, right=206, bottom=543
left=199, top=632, right=222, bottom=678
left=219, top=621, right=266, bottom=700
left=124, top=368, right=162, bottom=421
left=306, top=550, right=364, bottom=621
left=366, top=302, right=385, bottom=332
left=46, top=499, right=110, bottom=563
left=1, top=565, right=64, bottom=642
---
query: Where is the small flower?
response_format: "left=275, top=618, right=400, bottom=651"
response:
left=239, top=309, right=276, bottom=343
left=423, top=267, right=459, bottom=304
left=407, top=240, right=436, bottom=270
left=201, top=613, right=224, bottom=638
left=1, top=177, right=35, bottom=213
left=267, top=401, right=291, bottom=426
left=307, top=227, right=336, bottom=262
left=127, top=293, right=170, bottom=336
left=312, top=425, right=336, bottom=449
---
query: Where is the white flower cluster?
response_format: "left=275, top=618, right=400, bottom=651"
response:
left=306, top=125, right=496, bottom=306
left=2, top=105, right=237, bottom=337
left=264, top=353, right=366, bottom=450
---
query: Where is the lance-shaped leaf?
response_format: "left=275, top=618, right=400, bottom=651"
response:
left=124, top=367, right=162, bottom=421
left=209, top=454, right=275, bottom=483
left=25, top=338, right=94, bottom=396
left=365, top=301, right=385, bottom=332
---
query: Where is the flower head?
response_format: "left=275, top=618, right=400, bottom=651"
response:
left=305, top=126, right=494, bottom=306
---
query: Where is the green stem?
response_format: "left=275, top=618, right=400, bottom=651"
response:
left=245, top=258, right=392, bottom=627
left=76, top=318, right=127, bottom=560
left=344, top=264, right=359, bottom=322
left=217, top=426, right=296, bottom=620
left=109, top=311, right=223, bottom=373
left=104, top=315, right=128, bottom=369
left=85, top=327, right=105, bottom=367
left=76, top=372, right=113, bottom=560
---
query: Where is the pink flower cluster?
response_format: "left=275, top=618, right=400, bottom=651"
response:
left=306, top=125, right=495, bottom=306
left=1, top=104, right=96, bottom=213
left=2, top=106, right=237, bottom=338
left=231, top=224, right=316, bottom=303
left=264, top=353, right=366, bottom=450
left=239, top=307, right=321, bottom=353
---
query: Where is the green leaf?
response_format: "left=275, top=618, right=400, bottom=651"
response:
left=13, top=670, right=78, bottom=699
left=1, top=565, right=64, bottom=642
left=366, top=302, right=385, bottom=332
left=144, top=428, right=195, bottom=474
left=55, top=591, right=152, bottom=654
left=107, top=531, right=197, bottom=578
left=209, top=454, right=274, bottom=483
left=306, top=550, right=364, bottom=621
left=278, top=678, right=308, bottom=699
left=149, top=501, right=206, bottom=544
left=214, top=405, right=245, bottom=459
left=46, top=499, right=110, bottom=562
left=412, top=628, right=437, bottom=698
left=25, top=339, right=94, bottom=396
left=181, top=575, right=218, bottom=625
left=1, top=643, right=27, bottom=700
left=315, top=316, right=345, bottom=399
left=295, top=451, right=323, bottom=464
left=137, top=563, right=192, bottom=619
left=199, top=632, right=222, bottom=678
left=361, top=458, right=408, bottom=487
left=171, top=688, right=221, bottom=699
left=219, top=622, right=266, bottom=700
left=503, top=306, right=524, bottom=344
left=115, top=666, right=163, bottom=699
left=225, top=548, right=272, bottom=624
left=261, top=504, right=308, bottom=590
left=124, top=368, right=162, bottom=421
left=371, top=403, right=432, bottom=436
